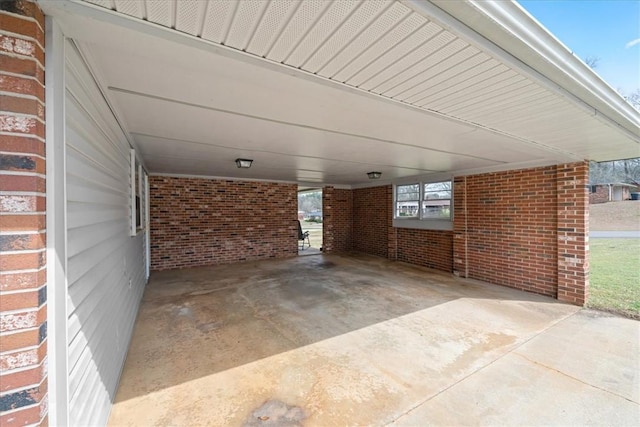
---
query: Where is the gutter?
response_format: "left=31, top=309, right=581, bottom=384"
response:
left=403, top=0, right=640, bottom=143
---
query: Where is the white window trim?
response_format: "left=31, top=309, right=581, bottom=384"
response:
left=130, top=149, right=137, bottom=236
left=393, top=180, right=453, bottom=231
left=130, top=150, right=148, bottom=236
left=45, top=16, right=70, bottom=426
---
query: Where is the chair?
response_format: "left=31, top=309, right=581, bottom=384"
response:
left=298, top=220, right=310, bottom=250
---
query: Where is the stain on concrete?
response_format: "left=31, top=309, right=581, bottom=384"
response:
left=187, top=289, right=217, bottom=296
left=108, top=254, right=587, bottom=426
left=195, top=321, right=222, bottom=333
left=315, top=260, right=335, bottom=269
left=243, top=400, right=305, bottom=427
left=177, top=306, right=192, bottom=317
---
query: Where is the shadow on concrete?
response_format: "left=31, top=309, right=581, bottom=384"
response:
left=112, top=253, right=570, bottom=405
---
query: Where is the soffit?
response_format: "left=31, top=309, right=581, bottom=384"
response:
left=42, top=0, right=640, bottom=186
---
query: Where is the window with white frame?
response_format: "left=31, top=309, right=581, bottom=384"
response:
left=130, top=150, right=146, bottom=236
left=395, top=183, right=420, bottom=217
left=395, top=180, right=452, bottom=220
left=422, top=181, right=451, bottom=219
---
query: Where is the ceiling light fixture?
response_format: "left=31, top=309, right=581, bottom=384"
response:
left=235, top=158, right=253, bottom=168
left=367, top=171, right=382, bottom=179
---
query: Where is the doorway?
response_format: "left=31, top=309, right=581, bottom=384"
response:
left=298, top=188, right=323, bottom=254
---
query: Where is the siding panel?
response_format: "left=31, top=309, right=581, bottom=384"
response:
left=65, top=40, right=147, bottom=426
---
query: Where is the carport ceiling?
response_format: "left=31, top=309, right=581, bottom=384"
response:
left=44, top=0, right=640, bottom=186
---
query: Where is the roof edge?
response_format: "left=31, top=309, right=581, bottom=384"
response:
left=405, top=0, right=640, bottom=141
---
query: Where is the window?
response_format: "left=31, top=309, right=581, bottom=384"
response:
left=130, top=149, right=146, bottom=236
left=395, top=180, right=452, bottom=221
left=395, top=184, right=420, bottom=217
left=590, top=185, right=597, bottom=193
left=422, top=181, right=451, bottom=219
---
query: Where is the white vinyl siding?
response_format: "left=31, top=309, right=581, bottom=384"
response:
left=65, top=40, right=147, bottom=426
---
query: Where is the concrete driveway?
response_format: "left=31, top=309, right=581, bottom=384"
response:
left=109, top=254, right=639, bottom=426
left=591, top=230, right=640, bottom=238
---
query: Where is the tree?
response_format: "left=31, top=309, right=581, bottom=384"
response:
left=298, top=190, right=322, bottom=213
left=590, top=158, right=640, bottom=186
left=585, top=56, right=600, bottom=69
left=583, top=54, right=638, bottom=111
left=624, top=89, right=640, bottom=110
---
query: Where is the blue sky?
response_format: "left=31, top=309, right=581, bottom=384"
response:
left=518, top=0, right=640, bottom=94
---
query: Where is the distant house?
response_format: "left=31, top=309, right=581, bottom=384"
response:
left=589, top=183, right=636, bottom=204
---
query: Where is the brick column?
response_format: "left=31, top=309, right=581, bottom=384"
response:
left=452, top=176, right=467, bottom=278
left=386, top=185, right=397, bottom=260
left=0, top=1, right=48, bottom=425
left=322, top=186, right=335, bottom=253
left=556, top=162, right=589, bottom=305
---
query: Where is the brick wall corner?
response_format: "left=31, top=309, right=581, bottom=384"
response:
left=556, top=161, right=590, bottom=306
left=0, top=1, right=48, bottom=425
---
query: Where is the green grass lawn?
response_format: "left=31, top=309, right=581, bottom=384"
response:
left=588, top=239, right=640, bottom=319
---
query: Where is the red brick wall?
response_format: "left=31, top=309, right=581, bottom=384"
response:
left=352, top=186, right=390, bottom=258
left=150, top=176, right=298, bottom=270
left=453, top=166, right=558, bottom=297
left=556, top=163, right=589, bottom=305
left=397, top=229, right=453, bottom=272
left=350, top=185, right=453, bottom=273
left=452, top=163, right=589, bottom=305
left=322, top=187, right=352, bottom=253
left=589, top=185, right=608, bottom=204
left=0, top=1, right=48, bottom=425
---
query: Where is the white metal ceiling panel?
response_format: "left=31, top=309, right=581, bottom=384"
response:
left=348, top=20, right=443, bottom=88
left=200, top=0, right=237, bottom=43
left=285, top=0, right=360, bottom=68
left=386, top=43, right=478, bottom=100
left=359, top=29, right=453, bottom=91
left=406, top=58, right=501, bottom=105
left=245, top=1, right=300, bottom=57
left=334, top=12, right=424, bottom=83
left=225, top=0, right=270, bottom=51
left=267, top=1, right=330, bottom=63
left=428, top=73, right=526, bottom=111
left=449, top=86, right=551, bottom=117
left=477, top=100, right=577, bottom=129
left=400, top=53, right=492, bottom=104
left=472, top=103, right=575, bottom=139
left=84, top=0, right=113, bottom=10
left=415, top=62, right=508, bottom=107
left=65, top=0, right=639, bottom=181
left=303, top=0, right=392, bottom=73
left=145, top=0, right=172, bottom=28
left=528, top=117, right=599, bottom=138
left=317, top=1, right=410, bottom=78
left=375, top=37, right=469, bottom=96
left=112, top=0, right=143, bottom=19
left=175, top=0, right=204, bottom=36
left=111, top=90, right=506, bottom=171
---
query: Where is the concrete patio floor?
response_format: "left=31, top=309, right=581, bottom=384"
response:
left=108, top=254, right=639, bottom=426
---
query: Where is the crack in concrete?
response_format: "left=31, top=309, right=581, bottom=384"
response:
left=512, top=352, right=640, bottom=405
